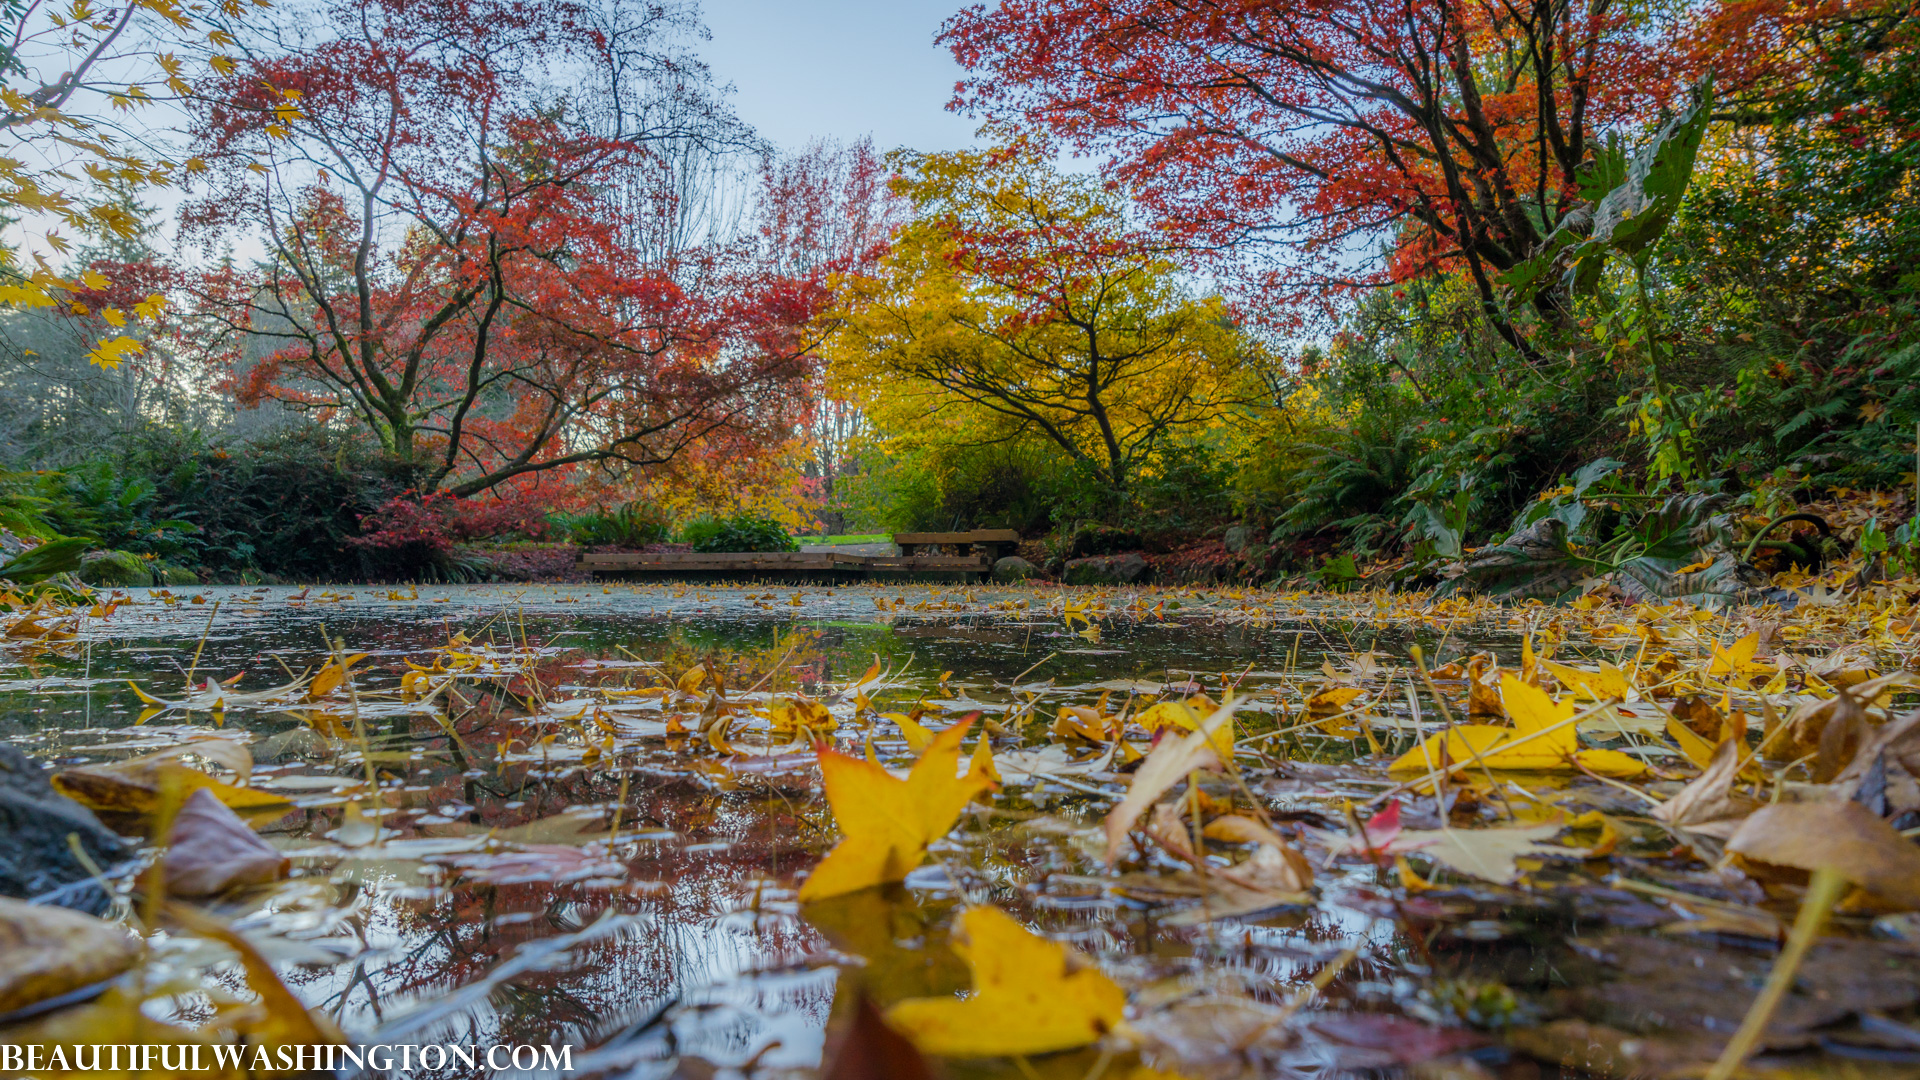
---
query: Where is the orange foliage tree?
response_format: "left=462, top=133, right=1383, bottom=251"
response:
left=941, top=0, right=1687, bottom=355
left=178, top=0, right=819, bottom=498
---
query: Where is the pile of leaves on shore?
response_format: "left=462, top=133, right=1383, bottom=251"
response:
left=0, top=556, right=1916, bottom=1077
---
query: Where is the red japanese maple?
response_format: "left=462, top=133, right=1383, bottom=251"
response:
left=941, top=0, right=1685, bottom=351
left=179, top=0, right=816, bottom=497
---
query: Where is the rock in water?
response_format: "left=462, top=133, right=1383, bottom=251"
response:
left=0, top=744, right=130, bottom=913
left=992, top=556, right=1038, bottom=582
left=77, top=550, right=154, bottom=588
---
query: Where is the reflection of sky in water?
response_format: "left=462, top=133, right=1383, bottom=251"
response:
left=2, top=584, right=1536, bottom=1079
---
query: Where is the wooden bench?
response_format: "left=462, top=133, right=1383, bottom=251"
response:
left=891, top=530, right=1021, bottom=560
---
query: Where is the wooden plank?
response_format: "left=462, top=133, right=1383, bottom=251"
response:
left=891, top=530, right=1020, bottom=546
left=863, top=556, right=991, bottom=570
left=579, top=551, right=863, bottom=569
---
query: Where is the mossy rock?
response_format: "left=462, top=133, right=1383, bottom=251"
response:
left=77, top=550, right=154, bottom=588
left=155, top=565, right=201, bottom=586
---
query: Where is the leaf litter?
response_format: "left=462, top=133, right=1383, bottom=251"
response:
left=0, top=578, right=1915, bottom=1077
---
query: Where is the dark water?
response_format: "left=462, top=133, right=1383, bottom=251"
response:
left=1, top=584, right=1596, bottom=1080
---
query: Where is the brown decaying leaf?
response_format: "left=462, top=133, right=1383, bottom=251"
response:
left=1783, top=674, right=1918, bottom=781
left=1835, top=708, right=1920, bottom=816
left=1725, top=799, right=1920, bottom=910
left=1651, top=736, right=1757, bottom=838
left=0, top=897, right=142, bottom=1019
left=161, top=787, right=291, bottom=897
left=1103, top=696, right=1235, bottom=863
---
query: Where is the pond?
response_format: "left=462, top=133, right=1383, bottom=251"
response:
left=4, top=582, right=1917, bottom=1080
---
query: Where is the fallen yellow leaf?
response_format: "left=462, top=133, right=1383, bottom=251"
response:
left=884, top=905, right=1126, bottom=1056
left=1138, top=694, right=1231, bottom=755
left=1389, top=675, right=1644, bottom=778
left=799, top=717, right=989, bottom=900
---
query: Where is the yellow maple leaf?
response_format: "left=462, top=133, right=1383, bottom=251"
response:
left=1389, top=675, right=1644, bottom=778
left=885, top=710, right=935, bottom=753
left=1541, top=659, right=1634, bottom=702
left=1137, top=694, right=1231, bottom=756
left=133, top=292, right=167, bottom=319
left=760, top=696, right=837, bottom=734
left=799, top=717, right=989, bottom=901
left=884, top=905, right=1126, bottom=1056
left=86, top=334, right=143, bottom=369
left=1707, top=632, right=1773, bottom=680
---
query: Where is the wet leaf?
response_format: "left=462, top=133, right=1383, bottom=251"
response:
left=0, top=897, right=141, bottom=1019
left=52, top=746, right=290, bottom=817
left=1388, top=676, right=1644, bottom=778
left=884, top=905, right=1126, bottom=1056
left=1379, top=820, right=1569, bottom=885
left=1650, top=736, right=1756, bottom=838
left=305, top=652, right=367, bottom=700
left=1105, top=697, right=1236, bottom=863
left=1726, top=800, right=1920, bottom=909
left=1139, top=694, right=1231, bottom=756
left=799, top=717, right=989, bottom=901
left=1542, top=659, right=1634, bottom=702
left=161, top=787, right=290, bottom=897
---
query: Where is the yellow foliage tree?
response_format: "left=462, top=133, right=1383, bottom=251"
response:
left=826, top=146, right=1274, bottom=505
left=0, top=0, right=271, bottom=368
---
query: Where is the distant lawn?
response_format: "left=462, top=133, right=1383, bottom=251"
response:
left=796, top=533, right=890, bottom=545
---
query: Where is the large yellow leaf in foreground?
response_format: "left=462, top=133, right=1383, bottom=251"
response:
left=1389, top=676, right=1644, bottom=778
left=798, top=718, right=990, bottom=901
left=885, top=905, right=1126, bottom=1056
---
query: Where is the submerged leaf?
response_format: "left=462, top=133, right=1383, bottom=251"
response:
left=884, top=906, right=1126, bottom=1056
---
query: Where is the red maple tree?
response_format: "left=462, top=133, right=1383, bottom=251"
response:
left=179, top=0, right=817, bottom=498
left=941, top=0, right=1685, bottom=354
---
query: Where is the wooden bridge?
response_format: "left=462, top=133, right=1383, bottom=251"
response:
left=577, top=530, right=1020, bottom=583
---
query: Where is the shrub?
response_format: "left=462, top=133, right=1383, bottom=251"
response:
left=683, top=513, right=799, bottom=553
left=561, top=502, right=673, bottom=547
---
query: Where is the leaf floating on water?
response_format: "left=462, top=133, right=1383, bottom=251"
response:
left=1651, top=736, right=1757, bottom=838
left=305, top=653, right=368, bottom=701
left=161, top=787, right=291, bottom=897
left=884, top=905, right=1126, bottom=1057
left=1388, top=675, right=1644, bottom=779
left=1104, top=697, right=1237, bottom=863
left=1376, top=820, right=1571, bottom=886
left=0, top=897, right=142, bottom=1019
left=53, top=745, right=290, bottom=817
left=1726, top=800, right=1920, bottom=910
left=1138, top=694, right=1232, bottom=755
left=798, top=717, right=989, bottom=901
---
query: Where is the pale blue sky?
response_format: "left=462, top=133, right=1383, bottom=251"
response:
left=700, top=0, right=982, bottom=154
